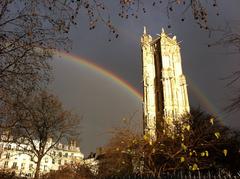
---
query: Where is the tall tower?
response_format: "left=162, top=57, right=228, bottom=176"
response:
left=141, top=27, right=190, bottom=142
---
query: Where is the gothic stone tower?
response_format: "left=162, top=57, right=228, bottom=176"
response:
left=141, top=27, right=190, bottom=142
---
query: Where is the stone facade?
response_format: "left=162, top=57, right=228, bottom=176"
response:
left=141, top=27, right=190, bottom=141
left=0, top=139, right=84, bottom=177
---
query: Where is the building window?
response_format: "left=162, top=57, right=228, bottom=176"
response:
left=52, top=151, right=56, bottom=156
left=64, top=160, right=67, bottom=164
left=52, top=159, right=55, bottom=164
left=26, top=173, right=32, bottom=177
left=4, top=144, right=8, bottom=150
left=58, top=160, right=61, bottom=165
left=45, top=158, right=48, bottom=163
left=12, top=162, right=17, bottom=169
left=4, top=161, right=8, bottom=168
left=7, top=145, right=11, bottom=150
left=6, top=153, right=10, bottom=159
left=21, top=163, right=25, bottom=169
left=59, top=152, right=62, bottom=157
left=64, top=153, right=68, bottom=157
left=44, top=165, right=47, bottom=171
left=29, top=164, right=33, bottom=171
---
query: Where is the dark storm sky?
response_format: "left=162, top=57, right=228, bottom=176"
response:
left=50, top=1, right=240, bottom=155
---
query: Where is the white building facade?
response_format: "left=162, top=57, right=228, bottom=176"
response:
left=0, top=139, right=84, bottom=177
left=141, top=28, right=190, bottom=141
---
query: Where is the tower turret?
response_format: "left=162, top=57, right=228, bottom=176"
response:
left=141, top=27, right=157, bottom=142
left=141, top=27, right=190, bottom=141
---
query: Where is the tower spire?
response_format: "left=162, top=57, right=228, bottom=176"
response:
left=143, top=26, right=147, bottom=34
left=161, top=28, right=165, bottom=33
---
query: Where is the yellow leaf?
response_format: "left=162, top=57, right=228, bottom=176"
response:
left=201, top=152, right=205, bottom=157
left=185, top=124, right=190, bottom=131
left=143, top=134, right=149, bottom=141
left=210, top=118, right=214, bottom=125
left=181, top=143, right=187, bottom=151
left=214, top=132, right=221, bottom=139
left=180, top=157, right=185, bottom=163
left=181, top=134, right=185, bottom=141
left=189, top=152, right=192, bottom=156
left=192, top=163, right=199, bottom=171
left=205, top=151, right=209, bottom=157
left=223, top=149, right=228, bottom=157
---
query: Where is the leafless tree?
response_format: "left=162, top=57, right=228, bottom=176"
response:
left=1, top=0, right=233, bottom=119
left=0, top=0, right=82, bottom=130
left=2, top=91, right=81, bottom=179
left=117, top=0, right=218, bottom=29
left=206, top=29, right=240, bottom=112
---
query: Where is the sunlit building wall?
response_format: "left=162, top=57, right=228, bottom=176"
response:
left=0, top=139, right=84, bottom=177
left=141, top=28, right=190, bottom=141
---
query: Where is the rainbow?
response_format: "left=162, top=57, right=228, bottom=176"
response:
left=54, top=51, right=143, bottom=101
left=187, top=78, right=223, bottom=119
left=54, top=51, right=222, bottom=119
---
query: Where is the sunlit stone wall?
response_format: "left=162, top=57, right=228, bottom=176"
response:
left=141, top=27, right=157, bottom=142
left=141, top=28, right=190, bottom=141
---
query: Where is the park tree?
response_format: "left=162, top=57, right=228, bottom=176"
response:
left=97, top=127, right=140, bottom=177
left=3, top=91, right=81, bottom=179
left=0, top=0, right=82, bottom=131
left=42, top=163, right=95, bottom=179
left=97, top=109, right=240, bottom=177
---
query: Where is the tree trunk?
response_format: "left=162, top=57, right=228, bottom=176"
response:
left=34, top=157, right=42, bottom=179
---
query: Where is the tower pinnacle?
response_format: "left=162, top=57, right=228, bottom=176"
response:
left=161, top=28, right=165, bottom=33
left=143, top=26, right=147, bottom=34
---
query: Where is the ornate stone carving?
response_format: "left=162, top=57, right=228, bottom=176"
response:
left=141, top=27, right=190, bottom=142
